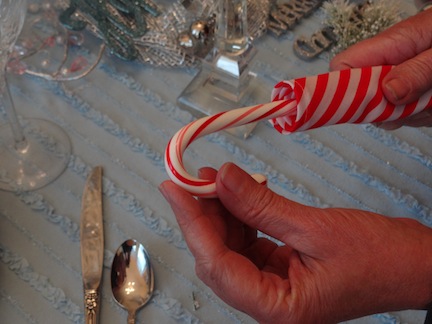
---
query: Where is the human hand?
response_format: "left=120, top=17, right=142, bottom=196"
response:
left=160, top=163, right=432, bottom=323
left=330, top=9, right=432, bottom=130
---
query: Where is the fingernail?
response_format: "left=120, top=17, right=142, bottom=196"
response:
left=385, top=78, right=408, bottom=102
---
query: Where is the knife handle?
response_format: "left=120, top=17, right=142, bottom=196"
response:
left=84, top=289, right=100, bottom=324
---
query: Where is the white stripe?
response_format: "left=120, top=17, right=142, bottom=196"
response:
left=296, top=75, right=317, bottom=123
left=329, top=68, right=361, bottom=125
left=299, top=71, right=340, bottom=130
left=364, top=96, right=388, bottom=122
left=346, top=66, right=382, bottom=123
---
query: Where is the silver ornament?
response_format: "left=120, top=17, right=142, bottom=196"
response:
left=178, top=31, right=195, bottom=52
left=190, top=20, right=211, bottom=41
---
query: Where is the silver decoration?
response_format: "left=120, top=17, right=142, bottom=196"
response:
left=268, top=0, right=323, bottom=37
left=190, top=20, right=213, bottom=40
left=178, top=0, right=269, bottom=61
left=84, top=290, right=99, bottom=316
left=293, top=26, right=336, bottom=60
left=55, top=0, right=270, bottom=67
left=184, top=17, right=215, bottom=58
left=322, top=0, right=401, bottom=56
left=178, top=31, right=195, bottom=52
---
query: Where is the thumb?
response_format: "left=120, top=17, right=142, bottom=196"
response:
left=216, top=163, right=317, bottom=252
left=382, top=49, right=432, bottom=105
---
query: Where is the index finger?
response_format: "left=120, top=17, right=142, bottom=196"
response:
left=330, top=10, right=432, bottom=70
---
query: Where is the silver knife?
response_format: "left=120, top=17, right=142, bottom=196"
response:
left=80, top=166, right=104, bottom=324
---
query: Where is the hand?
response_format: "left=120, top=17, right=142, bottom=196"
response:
left=330, top=9, right=432, bottom=130
left=160, top=163, right=432, bottom=323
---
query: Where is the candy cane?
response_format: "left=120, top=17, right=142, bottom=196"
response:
left=165, top=99, right=297, bottom=197
left=165, top=65, right=432, bottom=197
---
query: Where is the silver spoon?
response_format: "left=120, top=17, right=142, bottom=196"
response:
left=111, top=239, right=154, bottom=324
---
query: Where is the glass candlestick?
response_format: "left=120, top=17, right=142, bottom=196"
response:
left=216, top=0, right=248, bottom=54
left=177, top=0, right=269, bottom=139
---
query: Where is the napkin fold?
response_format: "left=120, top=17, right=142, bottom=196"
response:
left=270, top=65, right=432, bottom=134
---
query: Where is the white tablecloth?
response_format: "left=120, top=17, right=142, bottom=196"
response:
left=0, top=1, right=429, bottom=323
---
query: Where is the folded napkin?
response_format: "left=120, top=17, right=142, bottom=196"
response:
left=270, top=65, right=432, bottom=134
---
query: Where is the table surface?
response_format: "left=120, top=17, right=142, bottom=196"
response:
left=1, top=1, right=430, bottom=323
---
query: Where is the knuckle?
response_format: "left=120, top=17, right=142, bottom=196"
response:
left=406, top=59, right=432, bottom=88
left=195, top=255, right=222, bottom=286
left=195, top=259, right=213, bottom=281
left=242, top=186, right=283, bottom=226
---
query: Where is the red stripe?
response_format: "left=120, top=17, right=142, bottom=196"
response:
left=293, top=77, right=306, bottom=104
left=354, top=66, right=391, bottom=123
left=272, top=85, right=285, bottom=100
left=398, top=96, right=432, bottom=120
left=250, top=100, right=294, bottom=123
left=274, top=81, right=288, bottom=89
left=374, top=100, right=395, bottom=123
left=189, top=112, right=224, bottom=145
left=338, top=66, right=372, bottom=124
left=398, top=101, right=418, bottom=120
left=273, top=123, right=284, bottom=133
left=225, top=104, right=264, bottom=128
left=166, top=140, right=212, bottom=187
left=311, top=69, right=350, bottom=129
left=272, top=81, right=290, bottom=101
left=297, top=73, right=328, bottom=128
left=177, top=123, right=193, bottom=159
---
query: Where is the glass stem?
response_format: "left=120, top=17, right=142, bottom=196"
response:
left=0, top=63, right=27, bottom=151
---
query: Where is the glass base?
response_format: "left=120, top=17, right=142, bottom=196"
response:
left=177, top=46, right=270, bottom=139
left=0, top=118, right=71, bottom=191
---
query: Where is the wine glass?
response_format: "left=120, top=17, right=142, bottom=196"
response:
left=0, top=0, right=71, bottom=191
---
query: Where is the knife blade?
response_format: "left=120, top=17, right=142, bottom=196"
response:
left=80, top=166, right=104, bottom=324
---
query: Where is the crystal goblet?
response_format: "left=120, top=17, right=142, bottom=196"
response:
left=0, top=0, right=71, bottom=191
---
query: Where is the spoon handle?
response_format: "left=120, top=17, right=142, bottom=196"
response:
left=127, top=311, right=136, bottom=324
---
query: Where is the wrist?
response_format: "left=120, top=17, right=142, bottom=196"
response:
left=369, top=218, right=432, bottom=312
left=399, top=219, right=432, bottom=310
left=418, top=236, right=432, bottom=309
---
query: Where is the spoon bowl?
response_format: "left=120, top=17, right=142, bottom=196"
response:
left=111, top=239, right=154, bottom=324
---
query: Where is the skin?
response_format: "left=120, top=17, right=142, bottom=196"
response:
left=160, top=164, right=432, bottom=323
left=330, top=8, right=432, bottom=129
left=160, top=9, right=432, bottom=324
